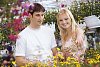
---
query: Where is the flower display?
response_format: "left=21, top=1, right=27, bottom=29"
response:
left=0, top=1, right=29, bottom=46
left=14, top=48, right=100, bottom=67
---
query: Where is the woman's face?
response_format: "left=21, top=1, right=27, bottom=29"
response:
left=58, top=13, right=71, bottom=29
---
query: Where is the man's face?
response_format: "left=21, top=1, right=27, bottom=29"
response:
left=30, top=12, right=44, bottom=28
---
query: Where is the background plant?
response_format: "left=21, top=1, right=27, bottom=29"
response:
left=70, top=1, right=100, bottom=23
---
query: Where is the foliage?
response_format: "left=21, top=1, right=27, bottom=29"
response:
left=0, top=0, right=17, bottom=17
left=44, top=11, right=61, bottom=39
left=44, top=11, right=58, bottom=24
left=85, top=48, right=100, bottom=64
left=70, top=1, right=100, bottom=23
left=0, top=0, right=17, bottom=7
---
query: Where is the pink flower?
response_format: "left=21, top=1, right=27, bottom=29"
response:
left=13, top=18, right=22, bottom=24
left=22, top=11, right=29, bottom=16
left=22, top=1, right=30, bottom=9
left=61, top=4, right=65, bottom=8
left=12, top=9, right=19, bottom=15
left=12, top=18, right=25, bottom=32
left=8, top=34, right=18, bottom=41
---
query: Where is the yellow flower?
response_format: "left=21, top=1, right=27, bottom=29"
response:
left=73, top=61, right=79, bottom=64
left=12, top=61, right=16, bottom=65
left=53, top=64, right=57, bottom=67
left=25, top=62, right=33, bottom=67
left=70, top=57, right=77, bottom=61
left=60, top=62, right=64, bottom=66
left=53, top=56, right=56, bottom=58
left=67, top=57, right=71, bottom=61
left=57, top=48, right=60, bottom=51
left=21, top=66, right=24, bottom=67
left=65, top=61, right=70, bottom=64
left=53, top=60, right=57, bottom=64
left=58, top=53, right=64, bottom=59
left=96, top=54, right=100, bottom=60
left=76, top=63, right=81, bottom=67
left=88, top=59, right=95, bottom=64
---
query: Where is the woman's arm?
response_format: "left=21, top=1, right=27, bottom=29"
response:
left=76, top=27, right=84, bottom=45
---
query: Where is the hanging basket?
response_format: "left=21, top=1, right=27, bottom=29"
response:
left=84, top=15, right=100, bottom=29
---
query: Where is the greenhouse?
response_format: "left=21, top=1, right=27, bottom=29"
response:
left=0, top=0, right=100, bottom=67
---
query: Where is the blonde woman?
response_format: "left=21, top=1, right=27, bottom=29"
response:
left=56, top=8, right=87, bottom=62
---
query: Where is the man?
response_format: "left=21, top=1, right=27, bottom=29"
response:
left=15, top=3, right=57, bottom=66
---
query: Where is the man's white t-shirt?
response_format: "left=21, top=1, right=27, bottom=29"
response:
left=15, top=25, right=57, bottom=62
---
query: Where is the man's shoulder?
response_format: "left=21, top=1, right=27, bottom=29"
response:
left=41, top=25, right=52, bottom=32
left=18, top=26, right=29, bottom=36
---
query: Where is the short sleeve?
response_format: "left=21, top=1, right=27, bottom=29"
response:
left=50, top=30, right=57, bottom=49
left=14, top=35, right=26, bottom=56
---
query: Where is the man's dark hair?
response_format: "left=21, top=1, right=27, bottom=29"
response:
left=28, top=3, right=45, bottom=15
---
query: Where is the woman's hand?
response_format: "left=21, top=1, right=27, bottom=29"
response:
left=65, top=51, right=72, bottom=58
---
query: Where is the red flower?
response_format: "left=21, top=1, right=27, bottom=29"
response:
left=8, top=34, right=18, bottom=41
left=22, top=11, right=29, bottom=16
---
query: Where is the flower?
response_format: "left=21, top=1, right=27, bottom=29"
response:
left=8, top=34, right=18, bottom=41
left=61, top=4, right=65, bottom=8
left=28, top=3, right=34, bottom=13
left=57, top=47, right=60, bottom=51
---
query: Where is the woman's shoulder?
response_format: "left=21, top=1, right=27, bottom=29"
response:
left=76, top=27, right=84, bottom=34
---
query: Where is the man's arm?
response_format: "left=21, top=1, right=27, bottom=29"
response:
left=15, top=56, right=38, bottom=66
left=15, top=56, right=31, bottom=66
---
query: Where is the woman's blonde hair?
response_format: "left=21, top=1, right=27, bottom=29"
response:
left=56, top=8, right=78, bottom=43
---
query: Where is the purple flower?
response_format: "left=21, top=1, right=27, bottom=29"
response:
left=28, top=4, right=34, bottom=12
left=61, top=4, right=65, bottom=8
left=22, top=1, right=30, bottom=9
left=12, top=9, right=19, bottom=15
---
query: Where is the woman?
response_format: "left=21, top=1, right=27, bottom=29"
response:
left=56, top=8, right=87, bottom=62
